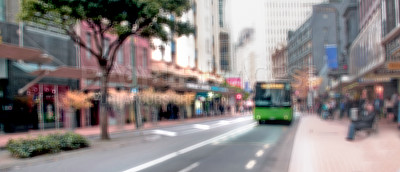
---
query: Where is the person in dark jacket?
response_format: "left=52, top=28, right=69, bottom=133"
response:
left=346, top=102, right=376, bottom=141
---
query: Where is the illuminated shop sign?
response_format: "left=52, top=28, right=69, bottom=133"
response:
left=261, top=84, right=284, bottom=89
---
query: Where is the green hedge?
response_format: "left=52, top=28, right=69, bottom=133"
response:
left=6, top=132, right=90, bottom=158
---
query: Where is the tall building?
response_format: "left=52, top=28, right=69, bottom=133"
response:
left=0, top=0, right=19, bottom=23
left=260, top=0, right=327, bottom=81
left=235, top=28, right=256, bottom=88
left=194, top=0, right=231, bottom=75
left=193, top=0, right=213, bottom=73
left=287, top=3, right=343, bottom=94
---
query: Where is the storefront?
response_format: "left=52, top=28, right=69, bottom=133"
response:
left=26, top=84, right=70, bottom=129
left=342, top=76, right=396, bottom=101
left=186, top=83, right=232, bottom=117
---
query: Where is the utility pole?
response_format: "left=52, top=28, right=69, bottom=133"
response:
left=131, top=37, right=142, bottom=129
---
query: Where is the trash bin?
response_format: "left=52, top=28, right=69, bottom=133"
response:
left=350, top=108, right=358, bottom=121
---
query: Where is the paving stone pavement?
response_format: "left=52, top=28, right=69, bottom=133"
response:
left=289, top=114, right=400, bottom=172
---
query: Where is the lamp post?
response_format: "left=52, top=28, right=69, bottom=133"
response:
left=131, top=37, right=142, bottom=129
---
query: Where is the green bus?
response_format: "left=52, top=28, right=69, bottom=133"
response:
left=253, top=81, right=293, bottom=124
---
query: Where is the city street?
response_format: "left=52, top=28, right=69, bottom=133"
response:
left=1, top=115, right=298, bottom=172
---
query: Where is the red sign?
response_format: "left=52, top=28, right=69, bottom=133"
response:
left=226, top=78, right=242, bottom=88
left=236, top=93, right=242, bottom=100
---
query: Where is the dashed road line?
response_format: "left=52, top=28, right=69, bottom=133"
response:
left=178, top=162, right=200, bottom=172
left=122, top=122, right=256, bottom=172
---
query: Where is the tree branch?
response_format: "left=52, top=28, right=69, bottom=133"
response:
left=87, top=20, right=103, bottom=57
left=106, top=33, right=132, bottom=75
left=65, top=25, right=100, bottom=59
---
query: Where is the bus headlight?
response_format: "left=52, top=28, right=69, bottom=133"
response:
left=256, top=115, right=261, bottom=120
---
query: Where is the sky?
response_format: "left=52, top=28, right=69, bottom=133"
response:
left=228, top=0, right=261, bottom=44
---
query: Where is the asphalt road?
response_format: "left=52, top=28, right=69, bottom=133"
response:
left=5, top=115, right=298, bottom=172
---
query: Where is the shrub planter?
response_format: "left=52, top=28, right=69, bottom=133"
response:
left=6, top=132, right=90, bottom=158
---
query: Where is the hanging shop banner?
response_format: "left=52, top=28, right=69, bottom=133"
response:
left=244, top=82, right=251, bottom=92
left=226, top=78, right=242, bottom=88
left=326, top=44, right=338, bottom=69
left=211, top=86, right=228, bottom=92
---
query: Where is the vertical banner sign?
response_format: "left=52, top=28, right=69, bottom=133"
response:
left=244, top=82, right=251, bottom=92
left=325, top=44, right=338, bottom=69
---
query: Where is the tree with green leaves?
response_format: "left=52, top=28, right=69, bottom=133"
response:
left=19, top=0, right=194, bottom=140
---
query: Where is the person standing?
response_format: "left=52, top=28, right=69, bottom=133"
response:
left=384, top=97, right=393, bottom=119
left=392, top=94, right=399, bottom=122
left=340, top=99, right=347, bottom=119
left=374, top=96, right=382, bottom=119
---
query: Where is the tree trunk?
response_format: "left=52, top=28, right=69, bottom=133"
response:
left=100, top=73, right=110, bottom=140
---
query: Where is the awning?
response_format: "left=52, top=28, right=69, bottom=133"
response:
left=13, top=62, right=57, bottom=73
left=0, top=43, right=52, bottom=64
left=30, top=67, right=98, bottom=79
left=29, top=66, right=138, bottom=84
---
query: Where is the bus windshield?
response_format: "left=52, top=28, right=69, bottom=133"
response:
left=254, top=83, right=291, bottom=107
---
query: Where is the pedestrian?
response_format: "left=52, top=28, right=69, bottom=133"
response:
left=397, top=95, right=400, bottom=129
left=393, top=94, right=399, bottom=122
left=374, top=96, right=382, bottom=119
left=346, top=102, right=376, bottom=141
left=384, top=97, right=393, bottom=119
left=340, top=99, right=346, bottom=119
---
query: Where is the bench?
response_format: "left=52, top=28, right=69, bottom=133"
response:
left=356, top=117, right=378, bottom=135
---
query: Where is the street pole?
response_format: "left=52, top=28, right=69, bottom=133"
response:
left=131, top=37, right=142, bottom=129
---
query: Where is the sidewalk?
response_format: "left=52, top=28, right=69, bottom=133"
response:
left=0, top=112, right=250, bottom=149
left=289, top=114, right=400, bottom=172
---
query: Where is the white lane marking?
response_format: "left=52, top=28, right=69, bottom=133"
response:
left=233, top=117, right=252, bottom=123
left=263, top=144, right=270, bottom=149
left=124, top=153, right=178, bottom=172
left=245, top=160, right=256, bottom=170
left=193, top=124, right=210, bottom=130
left=123, top=122, right=256, bottom=172
left=181, top=117, right=252, bottom=136
left=178, top=162, right=200, bottom=172
left=152, top=130, right=177, bottom=137
left=255, top=150, right=264, bottom=157
left=144, top=135, right=161, bottom=141
left=217, top=120, right=231, bottom=126
left=180, top=129, right=204, bottom=135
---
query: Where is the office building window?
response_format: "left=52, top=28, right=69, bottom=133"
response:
left=117, top=47, right=124, bottom=64
left=385, top=0, right=397, bottom=34
left=86, top=32, right=91, bottom=59
left=103, top=38, right=110, bottom=58
left=143, top=48, right=148, bottom=69
left=0, top=0, right=4, bottom=22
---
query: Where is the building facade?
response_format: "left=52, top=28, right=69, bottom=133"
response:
left=379, top=0, right=400, bottom=99
left=342, top=0, right=396, bottom=100
left=287, top=3, right=340, bottom=94
left=259, top=0, right=327, bottom=81
left=271, top=45, right=288, bottom=79
left=0, top=21, right=79, bottom=132
left=193, top=0, right=231, bottom=75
